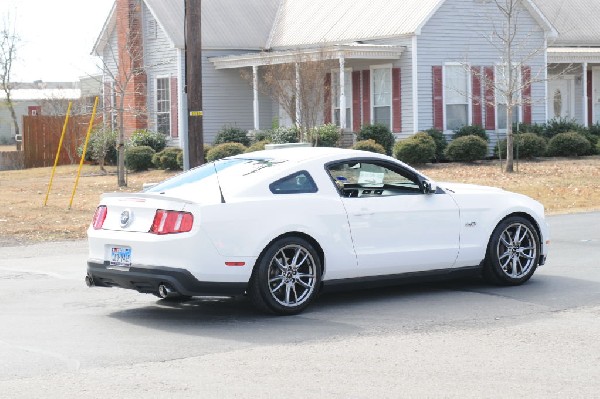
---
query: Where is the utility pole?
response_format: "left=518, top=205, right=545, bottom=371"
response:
left=185, top=0, right=204, bottom=167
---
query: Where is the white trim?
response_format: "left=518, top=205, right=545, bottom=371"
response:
left=443, top=62, right=471, bottom=133
left=155, top=75, right=172, bottom=137
left=412, top=36, right=419, bottom=133
left=370, top=63, right=393, bottom=129
left=544, top=39, right=548, bottom=122
left=253, top=65, right=260, bottom=131
left=583, top=62, right=588, bottom=128
left=177, top=49, right=189, bottom=169
left=331, top=67, right=353, bottom=130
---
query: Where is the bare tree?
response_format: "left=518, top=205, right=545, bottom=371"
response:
left=242, top=51, right=335, bottom=141
left=0, top=13, right=21, bottom=151
left=483, top=0, right=548, bottom=173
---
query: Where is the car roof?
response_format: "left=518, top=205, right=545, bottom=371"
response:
left=231, top=146, right=387, bottom=164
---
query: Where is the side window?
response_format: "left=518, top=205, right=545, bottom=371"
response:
left=327, top=161, right=421, bottom=197
left=270, top=171, right=318, bottom=194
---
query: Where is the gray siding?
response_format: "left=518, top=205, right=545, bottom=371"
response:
left=417, top=0, right=547, bottom=134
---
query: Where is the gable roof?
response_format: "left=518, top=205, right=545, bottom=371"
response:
left=267, top=0, right=444, bottom=49
left=533, top=0, right=600, bottom=46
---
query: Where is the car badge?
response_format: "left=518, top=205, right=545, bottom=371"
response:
left=120, top=209, right=133, bottom=228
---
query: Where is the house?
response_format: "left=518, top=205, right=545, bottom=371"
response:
left=94, top=0, right=563, bottom=151
left=0, top=81, right=83, bottom=144
left=536, top=0, right=600, bottom=126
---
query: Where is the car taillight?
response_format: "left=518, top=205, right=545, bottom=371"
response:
left=92, top=206, right=107, bottom=230
left=150, top=210, right=194, bottom=234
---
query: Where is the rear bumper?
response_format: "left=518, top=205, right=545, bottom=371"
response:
left=87, top=261, right=247, bottom=297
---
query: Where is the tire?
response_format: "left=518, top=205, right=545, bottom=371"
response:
left=483, top=216, right=540, bottom=285
left=249, top=236, right=322, bottom=315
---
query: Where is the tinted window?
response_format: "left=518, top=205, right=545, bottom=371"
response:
left=269, top=171, right=318, bottom=194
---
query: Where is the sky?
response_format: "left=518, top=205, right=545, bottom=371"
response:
left=1, top=0, right=115, bottom=83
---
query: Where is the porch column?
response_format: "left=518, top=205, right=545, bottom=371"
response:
left=295, top=63, right=301, bottom=128
left=253, top=65, right=260, bottom=131
left=339, top=55, right=346, bottom=129
left=583, top=62, right=588, bottom=127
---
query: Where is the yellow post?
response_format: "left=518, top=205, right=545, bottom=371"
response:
left=69, top=97, right=99, bottom=209
left=44, top=102, right=73, bottom=207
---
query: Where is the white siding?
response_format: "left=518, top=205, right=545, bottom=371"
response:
left=417, top=0, right=547, bottom=134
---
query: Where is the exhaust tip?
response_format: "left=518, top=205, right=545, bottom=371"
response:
left=85, top=275, right=94, bottom=287
left=158, top=283, right=177, bottom=299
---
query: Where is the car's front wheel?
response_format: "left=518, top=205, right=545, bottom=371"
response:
left=483, top=216, right=540, bottom=285
left=249, top=236, right=321, bottom=315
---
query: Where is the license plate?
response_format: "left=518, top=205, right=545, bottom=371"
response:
left=110, top=246, right=131, bottom=267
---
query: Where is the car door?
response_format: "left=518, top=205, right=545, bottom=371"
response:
left=327, top=159, right=460, bottom=276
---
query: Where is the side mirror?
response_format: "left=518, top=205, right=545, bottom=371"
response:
left=422, top=180, right=437, bottom=194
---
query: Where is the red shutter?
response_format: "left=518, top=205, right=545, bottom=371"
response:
left=352, top=71, right=361, bottom=131
left=362, top=70, right=371, bottom=125
left=432, top=66, right=443, bottom=131
left=392, top=67, right=402, bottom=133
left=484, top=66, right=496, bottom=130
left=522, top=66, right=532, bottom=124
left=588, top=70, right=593, bottom=126
left=171, top=76, right=179, bottom=137
left=324, top=73, right=332, bottom=124
left=471, top=66, right=483, bottom=127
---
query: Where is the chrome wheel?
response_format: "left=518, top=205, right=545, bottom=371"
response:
left=267, top=244, right=317, bottom=307
left=496, top=222, right=538, bottom=279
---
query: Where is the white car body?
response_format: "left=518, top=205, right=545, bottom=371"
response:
left=87, top=147, right=549, bottom=313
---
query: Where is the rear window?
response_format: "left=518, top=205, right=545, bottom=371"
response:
left=145, top=157, right=287, bottom=193
left=269, top=171, right=318, bottom=194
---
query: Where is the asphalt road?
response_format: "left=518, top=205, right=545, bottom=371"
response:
left=0, top=212, right=598, bottom=398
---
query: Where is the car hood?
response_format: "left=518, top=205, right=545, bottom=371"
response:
left=438, top=182, right=505, bottom=194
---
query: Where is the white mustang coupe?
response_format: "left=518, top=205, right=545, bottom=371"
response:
left=86, top=147, right=549, bottom=315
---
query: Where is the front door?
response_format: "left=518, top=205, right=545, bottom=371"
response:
left=547, top=76, right=575, bottom=120
left=327, top=159, right=461, bottom=277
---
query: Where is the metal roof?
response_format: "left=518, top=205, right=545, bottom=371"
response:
left=267, top=0, right=445, bottom=49
left=533, top=0, right=600, bottom=46
left=144, top=0, right=280, bottom=50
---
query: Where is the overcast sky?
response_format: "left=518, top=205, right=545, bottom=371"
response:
left=1, top=0, right=115, bottom=82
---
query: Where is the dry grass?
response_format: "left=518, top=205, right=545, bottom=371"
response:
left=1, top=156, right=599, bottom=245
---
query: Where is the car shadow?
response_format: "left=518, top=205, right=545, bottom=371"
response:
left=107, top=272, right=600, bottom=345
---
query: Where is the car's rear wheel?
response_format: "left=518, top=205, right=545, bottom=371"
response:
left=483, top=216, right=540, bottom=285
left=249, top=236, right=321, bottom=315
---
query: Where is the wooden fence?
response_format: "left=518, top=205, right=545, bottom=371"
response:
left=22, top=115, right=94, bottom=168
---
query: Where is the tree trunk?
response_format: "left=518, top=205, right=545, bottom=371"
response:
left=117, top=102, right=126, bottom=187
left=505, top=105, right=514, bottom=173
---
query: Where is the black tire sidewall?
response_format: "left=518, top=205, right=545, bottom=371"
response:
left=253, top=236, right=322, bottom=315
left=485, top=216, right=540, bottom=285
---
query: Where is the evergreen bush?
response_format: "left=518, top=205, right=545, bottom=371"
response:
left=352, top=139, right=386, bottom=154
left=495, top=133, right=548, bottom=159
left=152, top=148, right=183, bottom=170
left=357, top=124, right=395, bottom=155
left=206, top=142, right=247, bottom=161
left=424, top=128, right=447, bottom=162
left=128, top=129, right=167, bottom=152
left=445, top=135, right=488, bottom=162
left=310, top=124, right=341, bottom=147
left=453, top=125, right=488, bottom=142
left=394, top=133, right=436, bottom=165
left=546, top=132, right=591, bottom=157
left=213, top=125, right=251, bottom=147
left=125, top=146, right=155, bottom=171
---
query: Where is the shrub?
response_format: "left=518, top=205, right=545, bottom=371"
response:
left=453, top=125, right=488, bottom=142
left=580, top=130, right=599, bottom=155
left=597, top=139, right=600, bottom=154
left=357, top=124, right=395, bottom=155
left=515, top=122, right=546, bottom=136
left=128, top=129, right=166, bottom=152
left=394, top=133, right=436, bottom=165
left=310, top=124, right=341, bottom=147
left=546, top=132, right=591, bottom=157
left=79, top=127, right=118, bottom=168
left=125, top=146, right=155, bottom=171
left=543, top=117, right=584, bottom=138
left=152, top=148, right=183, bottom=170
left=269, top=126, right=300, bottom=144
left=176, top=151, right=184, bottom=169
left=246, top=140, right=271, bottom=153
left=213, top=125, right=251, bottom=147
left=203, top=144, right=212, bottom=162
left=253, top=130, right=272, bottom=142
left=496, top=133, right=548, bottom=159
left=206, top=142, right=247, bottom=161
left=353, top=139, right=386, bottom=154
left=445, top=135, right=488, bottom=162
left=423, top=128, right=447, bottom=162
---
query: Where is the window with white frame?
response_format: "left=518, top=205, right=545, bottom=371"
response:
left=444, top=64, right=470, bottom=131
left=372, top=66, right=392, bottom=129
left=156, top=77, right=171, bottom=136
left=495, top=65, right=521, bottom=130
left=332, top=69, right=352, bottom=128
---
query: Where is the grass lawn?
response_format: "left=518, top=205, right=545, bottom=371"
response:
left=1, top=156, right=599, bottom=245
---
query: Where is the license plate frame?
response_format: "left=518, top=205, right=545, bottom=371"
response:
left=110, top=246, right=132, bottom=268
